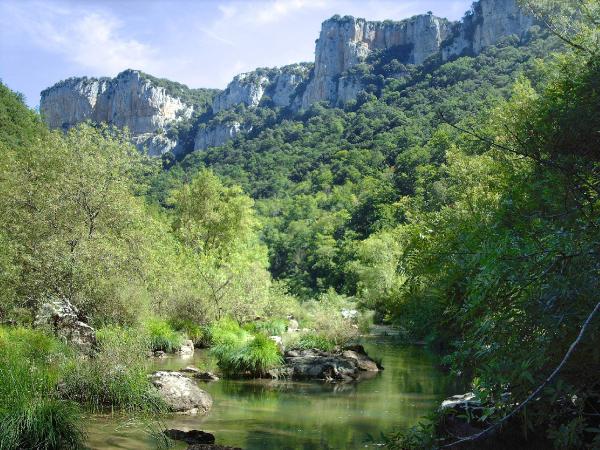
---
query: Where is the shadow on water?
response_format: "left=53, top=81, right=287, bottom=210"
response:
left=85, top=335, right=465, bottom=449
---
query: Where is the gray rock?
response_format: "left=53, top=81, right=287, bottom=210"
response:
left=150, top=371, right=213, bottom=415
left=40, top=70, right=193, bottom=155
left=34, top=298, right=96, bottom=355
left=178, top=339, right=195, bottom=357
left=194, top=120, right=245, bottom=150
left=180, top=367, right=220, bottom=381
left=270, top=345, right=380, bottom=382
left=442, top=0, right=535, bottom=61
left=301, top=14, right=452, bottom=108
left=287, top=319, right=299, bottom=332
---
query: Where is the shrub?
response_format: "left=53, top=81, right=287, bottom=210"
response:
left=168, top=318, right=204, bottom=346
left=210, top=318, right=282, bottom=377
left=0, top=327, right=85, bottom=449
left=144, top=318, right=184, bottom=352
left=244, top=318, right=287, bottom=336
left=61, top=326, right=164, bottom=413
left=290, top=331, right=336, bottom=352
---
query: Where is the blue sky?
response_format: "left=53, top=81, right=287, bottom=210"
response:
left=0, top=0, right=472, bottom=107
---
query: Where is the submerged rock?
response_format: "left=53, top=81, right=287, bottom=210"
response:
left=269, top=344, right=380, bottom=382
left=180, top=367, right=220, bottom=381
left=34, top=298, right=97, bottom=355
left=187, top=445, right=243, bottom=450
left=164, top=429, right=215, bottom=445
left=150, top=371, right=212, bottom=415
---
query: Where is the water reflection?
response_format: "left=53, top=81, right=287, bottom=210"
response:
left=86, top=337, right=463, bottom=449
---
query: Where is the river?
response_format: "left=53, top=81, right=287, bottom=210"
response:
left=85, top=335, right=463, bottom=449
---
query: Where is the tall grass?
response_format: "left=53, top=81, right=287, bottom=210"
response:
left=144, top=318, right=184, bottom=352
left=0, top=327, right=85, bottom=449
left=244, top=318, right=288, bottom=336
left=291, top=332, right=336, bottom=352
left=210, top=318, right=282, bottom=377
left=60, top=325, right=164, bottom=413
left=168, top=318, right=205, bottom=346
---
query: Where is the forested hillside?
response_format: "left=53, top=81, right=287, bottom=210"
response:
left=0, top=0, right=598, bottom=449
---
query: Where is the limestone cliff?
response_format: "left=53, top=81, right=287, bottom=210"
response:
left=212, top=64, right=310, bottom=113
left=39, top=0, right=536, bottom=155
left=442, top=0, right=535, bottom=60
left=41, top=70, right=194, bottom=155
left=301, top=13, right=452, bottom=108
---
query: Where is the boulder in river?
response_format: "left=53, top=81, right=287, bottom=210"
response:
left=150, top=371, right=213, bottom=414
left=34, top=298, right=97, bottom=355
left=164, top=429, right=215, bottom=445
left=181, top=367, right=220, bottom=381
left=178, top=339, right=195, bottom=357
left=269, top=344, right=380, bottom=382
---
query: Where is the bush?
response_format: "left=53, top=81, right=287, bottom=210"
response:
left=244, top=318, right=287, bottom=336
left=0, top=327, right=85, bottom=449
left=210, top=318, right=282, bottom=377
left=289, top=331, right=336, bottom=352
left=168, top=318, right=204, bottom=346
left=144, top=318, right=184, bottom=352
left=61, top=326, right=164, bottom=413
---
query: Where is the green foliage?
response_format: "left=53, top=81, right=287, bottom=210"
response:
left=290, top=332, right=336, bottom=352
left=60, top=325, right=163, bottom=413
left=143, top=318, right=184, bottom=352
left=0, top=327, right=85, bottom=450
left=244, top=318, right=288, bottom=336
left=168, top=318, right=204, bottom=345
left=210, top=318, right=282, bottom=377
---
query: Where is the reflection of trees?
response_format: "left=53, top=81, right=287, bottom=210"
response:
left=177, top=339, right=466, bottom=450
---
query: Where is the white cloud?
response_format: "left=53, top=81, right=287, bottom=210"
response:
left=2, top=1, right=160, bottom=75
left=253, top=0, right=327, bottom=24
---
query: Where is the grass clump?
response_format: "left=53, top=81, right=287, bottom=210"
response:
left=289, top=332, right=336, bottom=352
left=168, top=318, right=205, bottom=346
left=144, top=317, right=184, bottom=352
left=244, top=318, right=288, bottom=336
left=60, top=326, right=164, bottom=413
left=0, top=327, right=85, bottom=450
left=210, top=318, right=282, bottom=378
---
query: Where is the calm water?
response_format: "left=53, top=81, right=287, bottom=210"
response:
left=85, top=336, right=463, bottom=449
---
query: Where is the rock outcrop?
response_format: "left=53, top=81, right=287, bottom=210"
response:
left=211, top=64, right=310, bottom=114
left=442, top=0, right=535, bottom=60
left=269, top=344, right=380, bottom=382
left=301, top=13, right=452, bottom=108
left=194, top=120, right=244, bottom=151
left=34, top=298, right=97, bottom=355
left=150, top=371, right=213, bottom=415
left=39, top=0, right=536, bottom=152
left=164, top=429, right=215, bottom=445
left=41, top=70, right=193, bottom=156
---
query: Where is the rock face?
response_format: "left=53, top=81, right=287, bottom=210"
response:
left=270, top=344, right=380, bottom=382
left=442, top=0, right=535, bottom=60
left=211, top=64, right=310, bottom=114
left=40, top=1, right=535, bottom=152
left=194, top=120, right=244, bottom=150
left=150, top=371, right=213, bottom=415
left=301, top=14, right=452, bottom=108
left=40, top=70, right=193, bottom=155
left=34, top=298, right=97, bottom=355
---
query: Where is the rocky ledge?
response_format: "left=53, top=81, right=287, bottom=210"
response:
left=149, top=371, right=213, bottom=415
left=269, top=344, right=381, bottom=382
